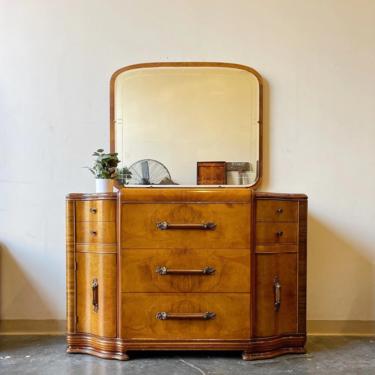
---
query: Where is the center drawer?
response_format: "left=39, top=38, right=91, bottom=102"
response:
left=121, top=203, right=250, bottom=249
left=121, top=293, right=250, bottom=340
left=121, top=249, right=250, bottom=293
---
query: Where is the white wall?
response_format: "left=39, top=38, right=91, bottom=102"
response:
left=1, top=0, right=375, bottom=322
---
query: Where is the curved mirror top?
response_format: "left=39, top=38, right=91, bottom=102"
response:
left=111, top=63, right=262, bottom=187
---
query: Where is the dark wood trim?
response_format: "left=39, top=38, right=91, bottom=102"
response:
left=297, top=200, right=308, bottom=334
left=255, top=192, right=308, bottom=200
left=67, top=193, right=117, bottom=201
left=120, top=187, right=252, bottom=203
left=109, top=62, right=263, bottom=189
left=250, top=192, right=256, bottom=338
left=116, top=191, right=122, bottom=339
left=67, top=333, right=305, bottom=360
left=66, top=200, right=76, bottom=334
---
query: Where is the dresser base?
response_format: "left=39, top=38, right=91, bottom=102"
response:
left=67, top=333, right=306, bottom=361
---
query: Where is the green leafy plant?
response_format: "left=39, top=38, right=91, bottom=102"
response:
left=87, top=149, right=120, bottom=179
left=116, top=166, right=132, bottom=185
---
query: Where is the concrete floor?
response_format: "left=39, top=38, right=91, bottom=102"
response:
left=1, top=336, right=375, bottom=374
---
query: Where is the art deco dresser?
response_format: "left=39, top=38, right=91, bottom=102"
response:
left=66, top=62, right=308, bottom=360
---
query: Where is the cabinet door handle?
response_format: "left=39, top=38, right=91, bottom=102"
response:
left=156, top=221, right=216, bottom=230
left=89, top=207, right=97, bottom=214
left=92, top=278, right=99, bottom=312
left=274, top=277, right=281, bottom=312
left=156, top=311, right=216, bottom=320
left=155, top=266, right=215, bottom=275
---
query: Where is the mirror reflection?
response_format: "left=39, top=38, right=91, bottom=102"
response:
left=113, top=64, right=261, bottom=186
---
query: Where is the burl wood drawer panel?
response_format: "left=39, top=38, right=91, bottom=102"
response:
left=255, top=253, right=298, bottom=337
left=256, top=223, right=297, bottom=244
left=121, top=249, right=250, bottom=293
left=121, top=203, right=250, bottom=249
left=76, top=252, right=117, bottom=338
left=76, top=221, right=116, bottom=244
left=121, top=293, right=250, bottom=340
left=76, top=200, right=116, bottom=222
left=256, top=200, right=298, bottom=222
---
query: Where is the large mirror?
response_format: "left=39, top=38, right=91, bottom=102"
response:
left=110, top=62, right=262, bottom=187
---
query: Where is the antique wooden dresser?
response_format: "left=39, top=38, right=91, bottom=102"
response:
left=66, top=188, right=307, bottom=360
left=66, top=62, right=307, bottom=360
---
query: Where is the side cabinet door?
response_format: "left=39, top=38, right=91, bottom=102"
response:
left=255, top=253, right=298, bottom=337
left=277, top=253, right=298, bottom=334
left=76, top=253, right=117, bottom=337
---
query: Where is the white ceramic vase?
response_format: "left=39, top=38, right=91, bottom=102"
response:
left=95, top=179, right=114, bottom=193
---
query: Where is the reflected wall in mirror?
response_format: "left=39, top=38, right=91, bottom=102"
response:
left=110, top=63, right=262, bottom=186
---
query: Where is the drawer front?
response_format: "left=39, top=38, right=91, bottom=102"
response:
left=76, top=221, right=116, bottom=244
left=76, top=200, right=116, bottom=222
left=256, top=200, right=298, bottom=222
left=121, top=293, right=250, bottom=340
left=121, top=203, right=250, bottom=249
left=256, top=223, right=297, bottom=244
left=121, top=249, right=250, bottom=293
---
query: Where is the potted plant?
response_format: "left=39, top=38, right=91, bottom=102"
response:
left=116, top=166, right=132, bottom=186
left=87, top=149, right=120, bottom=193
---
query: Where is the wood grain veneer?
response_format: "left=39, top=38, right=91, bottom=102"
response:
left=256, top=200, right=298, bottom=222
left=76, top=221, right=116, bottom=244
left=66, top=200, right=75, bottom=334
left=121, top=293, right=251, bottom=340
left=121, top=248, right=250, bottom=293
left=121, top=203, right=251, bottom=249
left=76, top=252, right=117, bottom=338
left=76, top=200, right=116, bottom=222
left=256, top=222, right=298, bottom=244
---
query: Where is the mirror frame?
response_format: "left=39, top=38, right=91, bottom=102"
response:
left=109, top=62, right=263, bottom=188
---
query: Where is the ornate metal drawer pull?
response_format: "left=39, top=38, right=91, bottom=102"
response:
left=90, top=230, right=97, bottom=236
left=156, top=311, right=216, bottom=320
left=274, top=277, right=281, bottom=312
left=276, top=208, right=283, bottom=214
left=156, top=221, right=216, bottom=230
left=89, top=207, right=97, bottom=214
left=92, top=278, right=99, bottom=312
left=155, top=266, right=215, bottom=276
left=276, top=231, right=284, bottom=237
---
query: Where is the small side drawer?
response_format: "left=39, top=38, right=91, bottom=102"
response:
left=256, top=200, right=298, bottom=222
left=256, top=223, right=297, bottom=244
left=76, top=221, right=116, bottom=244
left=76, top=200, right=116, bottom=222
